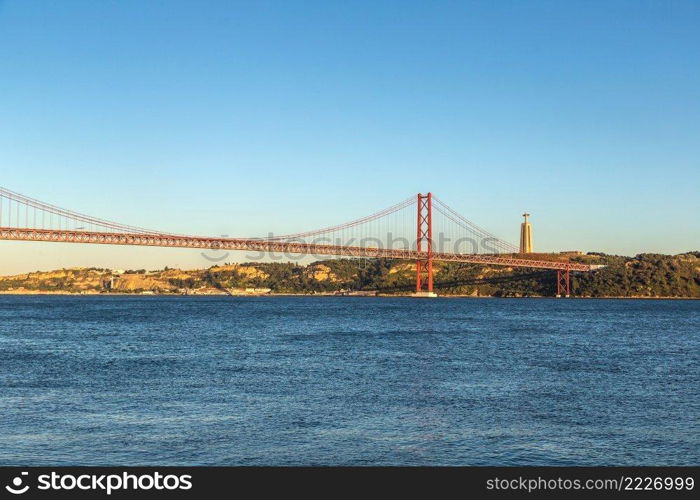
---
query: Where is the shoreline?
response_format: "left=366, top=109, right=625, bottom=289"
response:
left=0, top=291, right=697, bottom=300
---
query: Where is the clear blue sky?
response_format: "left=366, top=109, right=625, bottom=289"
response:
left=1, top=0, right=698, bottom=273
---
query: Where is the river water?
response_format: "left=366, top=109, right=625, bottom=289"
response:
left=0, top=296, right=697, bottom=465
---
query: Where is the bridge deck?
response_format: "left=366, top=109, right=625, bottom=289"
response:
left=0, top=227, right=600, bottom=272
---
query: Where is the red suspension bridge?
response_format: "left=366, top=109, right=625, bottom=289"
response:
left=0, top=187, right=601, bottom=296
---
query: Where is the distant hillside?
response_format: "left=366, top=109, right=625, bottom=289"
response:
left=0, top=252, right=698, bottom=298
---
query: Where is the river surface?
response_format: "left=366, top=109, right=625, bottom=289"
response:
left=0, top=296, right=697, bottom=465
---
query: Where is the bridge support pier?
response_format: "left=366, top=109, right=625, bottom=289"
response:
left=556, top=267, right=570, bottom=298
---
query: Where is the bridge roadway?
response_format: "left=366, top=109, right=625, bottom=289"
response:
left=0, top=227, right=601, bottom=272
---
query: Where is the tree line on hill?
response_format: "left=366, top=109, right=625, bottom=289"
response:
left=0, top=252, right=698, bottom=297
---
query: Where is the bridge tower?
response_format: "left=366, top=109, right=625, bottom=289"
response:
left=556, top=265, right=571, bottom=298
left=414, top=193, right=436, bottom=297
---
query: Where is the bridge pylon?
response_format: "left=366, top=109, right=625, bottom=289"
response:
left=414, top=192, right=437, bottom=297
left=556, top=265, right=571, bottom=298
